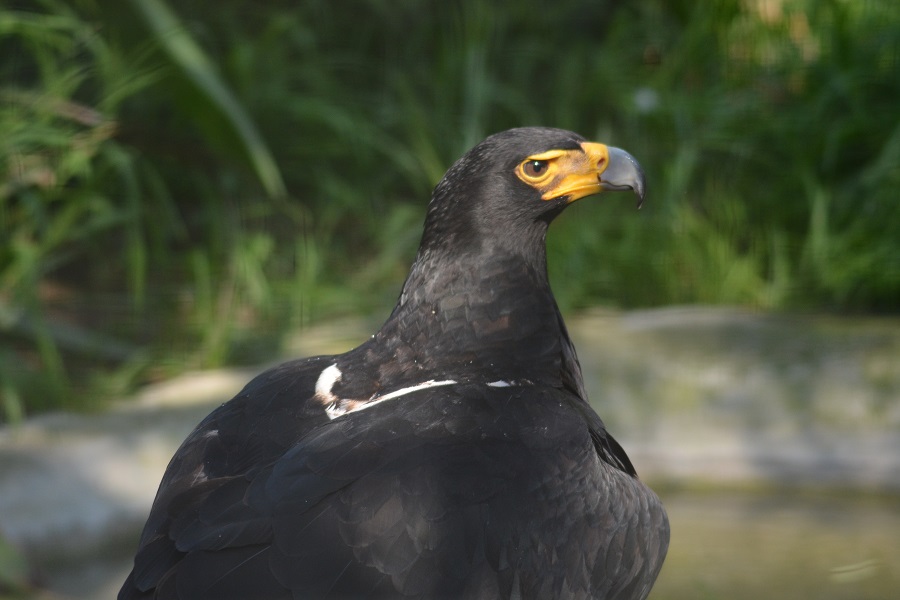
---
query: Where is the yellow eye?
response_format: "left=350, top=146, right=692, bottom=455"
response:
left=522, top=160, right=549, bottom=178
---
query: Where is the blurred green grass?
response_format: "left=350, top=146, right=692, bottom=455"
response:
left=1, top=0, right=899, bottom=420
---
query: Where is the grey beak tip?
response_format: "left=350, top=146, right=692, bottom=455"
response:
left=602, top=146, right=647, bottom=209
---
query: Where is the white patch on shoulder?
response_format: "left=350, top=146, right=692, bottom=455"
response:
left=324, top=379, right=457, bottom=420
left=325, top=403, right=347, bottom=420
left=319, top=374, right=539, bottom=419
left=351, top=379, right=457, bottom=415
left=366, top=379, right=457, bottom=406
left=315, top=363, right=342, bottom=403
left=487, top=379, right=533, bottom=388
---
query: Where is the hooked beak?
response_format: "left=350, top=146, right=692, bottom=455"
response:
left=596, top=145, right=646, bottom=208
left=527, top=142, right=647, bottom=208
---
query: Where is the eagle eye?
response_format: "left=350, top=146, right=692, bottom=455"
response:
left=522, top=160, right=548, bottom=178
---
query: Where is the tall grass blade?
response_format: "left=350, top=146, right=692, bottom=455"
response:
left=127, top=0, right=287, bottom=199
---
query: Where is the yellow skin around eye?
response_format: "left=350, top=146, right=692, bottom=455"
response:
left=517, top=149, right=566, bottom=185
left=516, top=144, right=611, bottom=203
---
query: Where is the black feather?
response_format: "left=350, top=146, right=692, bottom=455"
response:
left=119, top=128, right=668, bottom=600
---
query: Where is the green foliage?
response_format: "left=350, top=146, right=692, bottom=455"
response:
left=1, top=0, right=898, bottom=419
left=126, top=0, right=286, bottom=199
left=0, top=531, right=30, bottom=597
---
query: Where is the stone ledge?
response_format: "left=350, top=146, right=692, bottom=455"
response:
left=1, top=307, right=898, bottom=595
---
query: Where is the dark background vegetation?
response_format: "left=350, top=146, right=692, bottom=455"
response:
left=2, top=0, right=899, bottom=420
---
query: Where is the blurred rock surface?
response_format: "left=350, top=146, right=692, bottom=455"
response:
left=1, top=307, right=898, bottom=597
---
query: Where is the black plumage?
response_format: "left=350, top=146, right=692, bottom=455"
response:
left=120, top=127, right=669, bottom=600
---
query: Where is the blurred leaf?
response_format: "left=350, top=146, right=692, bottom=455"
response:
left=126, top=0, right=287, bottom=199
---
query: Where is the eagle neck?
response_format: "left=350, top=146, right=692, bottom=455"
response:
left=363, top=234, right=579, bottom=392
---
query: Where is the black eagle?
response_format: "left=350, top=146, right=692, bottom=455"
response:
left=120, top=127, right=669, bottom=600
